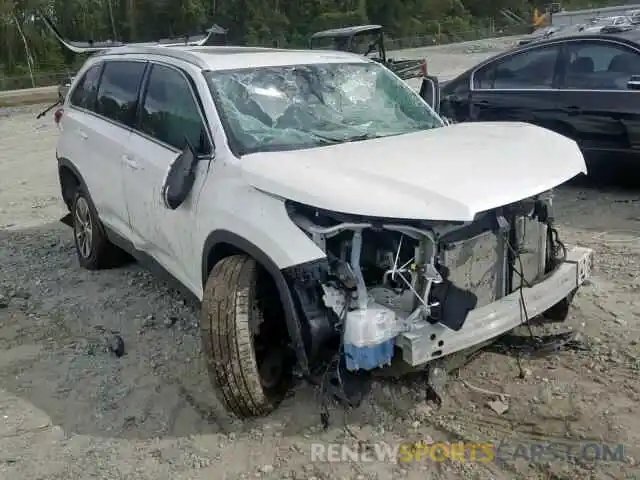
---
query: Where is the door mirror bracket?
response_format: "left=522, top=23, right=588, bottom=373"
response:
left=419, top=75, right=441, bottom=114
left=627, top=75, right=640, bottom=90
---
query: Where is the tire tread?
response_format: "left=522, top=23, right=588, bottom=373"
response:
left=201, top=255, right=276, bottom=418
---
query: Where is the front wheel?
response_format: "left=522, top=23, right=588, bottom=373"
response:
left=200, top=255, right=292, bottom=418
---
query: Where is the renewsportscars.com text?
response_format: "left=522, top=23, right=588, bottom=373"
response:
left=310, top=441, right=625, bottom=464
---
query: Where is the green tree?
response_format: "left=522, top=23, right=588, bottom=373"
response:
left=0, top=0, right=615, bottom=89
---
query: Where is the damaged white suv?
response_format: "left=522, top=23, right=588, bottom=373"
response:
left=55, top=45, right=594, bottom=418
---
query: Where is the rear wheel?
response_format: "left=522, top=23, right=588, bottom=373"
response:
left=71, top=189, right=126, bottom=270
left=200, top=254, right=292, bottom=418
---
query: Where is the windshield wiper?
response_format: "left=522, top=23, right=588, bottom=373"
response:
left=311, top=133, right=342, bottom=144
left=343, top=133, right=379, bottom=142
left=312, top=132, right=379, bottom=144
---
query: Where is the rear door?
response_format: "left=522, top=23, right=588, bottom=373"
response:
left=90, top=60, right=148, bottom=236
left=61, top=60, right=147, bottom=238
left=122, top=62, right=214, bottom=292
left=468, top=44, right=565, bottom=131
left=58, top=62, right=103, bottom=203
left=555, top=39, right=640, bottom=160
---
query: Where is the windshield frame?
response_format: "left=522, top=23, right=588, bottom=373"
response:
left=203, top=61, right=443, bottom=157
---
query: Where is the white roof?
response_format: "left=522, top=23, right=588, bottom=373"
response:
left=99, top=45, right=370, bottom=71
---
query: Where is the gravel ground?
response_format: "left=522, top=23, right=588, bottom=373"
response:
left=1, top=38, right=639, bottom=480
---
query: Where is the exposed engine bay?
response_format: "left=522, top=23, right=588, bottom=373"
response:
left=284, top=190, right=566, bottom=375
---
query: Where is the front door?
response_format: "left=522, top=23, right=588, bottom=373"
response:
left=122, top=62, right=214, bottom=292
left=468, top=44, right=565, bottom=132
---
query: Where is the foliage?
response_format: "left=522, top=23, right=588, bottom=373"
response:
left=0, top=0, right=615, bottom=88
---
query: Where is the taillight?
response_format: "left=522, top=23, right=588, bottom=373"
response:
left=54, top=107, right=64, bottom=125
left=420, top=60, right=428, bottom=75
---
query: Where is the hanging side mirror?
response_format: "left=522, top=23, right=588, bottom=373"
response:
left=161, top=139, right=198, bottom=210
left=419, top=75, right=441, bottom=114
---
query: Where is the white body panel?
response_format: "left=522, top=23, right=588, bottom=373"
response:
left=241, top=122, right=586, bottom=222
left=122, top=131, right=203, bottom=293
left=57, top=107, right=132, bottom=238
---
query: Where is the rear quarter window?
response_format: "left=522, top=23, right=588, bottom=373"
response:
left=69, top=64, right=103, bottom=111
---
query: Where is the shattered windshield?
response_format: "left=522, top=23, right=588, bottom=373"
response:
left=204, top=62, right=442, bottom=155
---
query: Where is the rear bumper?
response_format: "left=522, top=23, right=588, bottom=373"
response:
left=396, top=246, right=594, bottom=366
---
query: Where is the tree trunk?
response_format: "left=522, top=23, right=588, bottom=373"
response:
left=128, top=0, right=136, bottom=40
left=107, top=0, right=118, bottom=40
left=13, top=14, right=35, bottom=88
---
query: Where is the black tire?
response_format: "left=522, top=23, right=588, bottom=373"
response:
left=201, top=255, right=290, bottom=418
left=71, top=189, right=124, bottom=270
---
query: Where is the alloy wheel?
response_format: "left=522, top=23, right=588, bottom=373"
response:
left=74, top=196, right=93, bottom=258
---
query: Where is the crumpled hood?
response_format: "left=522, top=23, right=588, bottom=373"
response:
left=240, top=122, right=587, bottom=221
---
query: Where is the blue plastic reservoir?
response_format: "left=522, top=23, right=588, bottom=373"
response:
left=344, top=338, right=395, bottom=371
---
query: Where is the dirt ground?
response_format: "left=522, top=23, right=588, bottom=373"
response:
left=1, top=38, right=639, bottom=480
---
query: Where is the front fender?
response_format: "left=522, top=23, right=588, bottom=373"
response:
left=201, top=230, right=312, bottom=375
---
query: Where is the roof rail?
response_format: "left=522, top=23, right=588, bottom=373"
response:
left=187, top=45, right=287, bottom=54
left=92, top=44, right=292, bottom=68
left=92, top=45, right=210, bottom=68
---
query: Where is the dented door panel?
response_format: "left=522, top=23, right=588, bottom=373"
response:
left=122, top=134, right=204, bottom=293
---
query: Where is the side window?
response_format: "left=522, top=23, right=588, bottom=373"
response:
left=69, top=64, right=102, bottom=111
left=95, top=61, right=146, bottom=126
left=472, top=63, right=495, bottom=89
left=563, top=41, right=640, bottom=90
left=474, top=46, right=561, bottom=89
left=138, top=64, right=211, bottom=155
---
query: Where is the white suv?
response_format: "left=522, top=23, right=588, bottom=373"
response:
left=55, top=45, right=594, bottom=418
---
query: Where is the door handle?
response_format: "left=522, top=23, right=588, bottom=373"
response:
left=77, top=130, right=88, bottom=140
left=122, top=154, right=140, bottom=170
left=564, top=105, right=581, bottom=116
